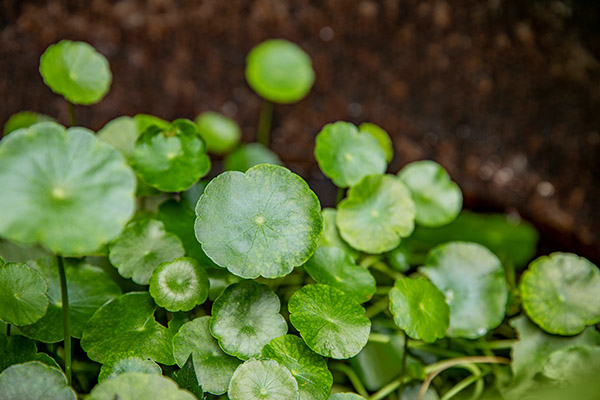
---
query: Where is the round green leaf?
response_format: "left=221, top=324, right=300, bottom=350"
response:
left=358, top=123, right=393, bottom=162
left=337, top=174, right=416, bottom=254
left=398, top=161, right=462, bottom=227
left=288, top=284, right=371, bottom=359
left=245, top=39, right=315, bottom=104
left=224, top=143, right=283, bottom=172
left=542, top=345, right=600, bottom=385
left=318, top=209, right=359, bottom=260
left=131, top=119, right=211, bottom=192
left=81, top=292, right=175, bottom=364
left=0, top=122, right=136, bottom=256
left=109, top=219, right=185, bottom=285
left=39, top=40, right=111, bottom=105
left=388, top=277, right=450, bottom=342
left=210, top=280, right=287, bottom=360
left=314, top=122, right=387, bottom=188
left=89, top=372, right=195, bottom=400
left=173, top=316, right=242, bottom=394
left=229, top=359, right=299, bottom=400
left=419, top=242, right=508, bottom=339
left=329, top=394, right=365, bottom=400
left=195, top=164, right=322, bottom=279
left=0, top=361, right=76, bottom=400
left=149, top=257, right=209, bottom=312
left=98, top=356, right=162, bottom=383
left=19, top=257, right=121, bottom=342
left=520, top=253, right=600, bottom=335
left=261, top=335, right=333, bottom=400
left=0, top=262, right=48, bottom=326
left=0, top=335, right=59, bottom=372
left=3, top=111, right=54, bottom=135
left=196, top=111, right=241, bottom=154
left=304, top=247, right=375, bottom=303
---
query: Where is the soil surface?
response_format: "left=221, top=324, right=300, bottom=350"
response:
left=1, top=0, right=599, bottom=263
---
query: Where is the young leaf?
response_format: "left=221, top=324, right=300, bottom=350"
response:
left=0, top=262, right=48, bottom=326
left=389, top=277, right=449, bottom=343
left=304, top=246, right=376, bottom=303
left=358, top=123, right=393, bottom=162
left=397, top=160, right=462, bottom=227
left=210, top=280, right=287, bottom=360
left=3, top=111, right=54, bottom=135
left=261, top=335, right=333, bottom=400
left=0, top=361, right=76, bottom=400
left=0, top=335, right=59, bottom=373
left=88, top=372, right=196, bottom=400
left=224, top=143, right=283, bottom=172
left=108, top=219, right=185, bottom=285
left=318, top=209, right=359, bottom=260
left=149, top=257, right=209, bottom=312
left=288, top=284, right=371, bottom=359
left=80, top=292, right=175, bottom=364
left=39, top=40, right=112, bottom=105
left=196, top=111, right=241, bottom=154
left=520, top=252, right=600, bottom=335
left=172, top=354, right=204, bottom=399
left=419, top=242, right=507, bottom=339
left=130, top=119, right=211, bottom=192
left=228, top=359, right=300, bottom=400
left=337, top=174, right=416, bottom=254
left=0, top=122, right=136, bottom=256
left=245, top=39, right=315, bottom=104
left=173, top=317, right=241, bottom=395
left=314, top=122, right=387, bottom=188
left=98, top=356, right=162, bottom=383
left=195, top=164, right=322, bottom=279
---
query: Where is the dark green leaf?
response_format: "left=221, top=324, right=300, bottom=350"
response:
left=173, top=354, right=204, bottom=399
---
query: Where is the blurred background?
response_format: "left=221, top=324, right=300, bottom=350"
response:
left=0, top=0, right=599, bottom=263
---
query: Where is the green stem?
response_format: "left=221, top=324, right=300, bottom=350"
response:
left=374, top=286, right=393, bottom=295
left=67, top=102, right=76, bottom=127
left=359, top=255, right=381, bottom=268
left=456, top=339, right=516, bottom=350
left=368, top=376, right=410, bottom=400
left=57, top=255, right=72, bottom=385
left=364, top=297, right=389, bottom=319
left=330, top=363, right=369, bottom=398
left=370, top=262, right=404, bottom=280
left=5, top=324, right=10, bottom=337
left=257, top=100, right=273, bottom=147
left=440, top=370, right=490, bottom=400
left=368, top=332, right=391, bottom=343
left=335, top=187, right=345, bottom=205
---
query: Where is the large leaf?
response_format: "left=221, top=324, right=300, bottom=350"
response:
left=195, top=111, right=241, bottom=154
left=88, top=372, right=196, bottom=400
left=0, top=361, right=76, bottom=400
left=228, top=359, right=299, bottom=400
left=149, top=257, right=209, bottom=312
left=0, top=262, right=48, bottom=326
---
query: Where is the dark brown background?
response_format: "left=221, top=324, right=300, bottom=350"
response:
left=1, top=0, right=599, bottom=263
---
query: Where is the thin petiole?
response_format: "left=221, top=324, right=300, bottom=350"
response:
left=364, top=297, right=390, bottom=319
left=330, top=363, right=369, bottom=398
left=57, top=255, right=72, bottom=385
left=257, top=100, right=273, bottom=147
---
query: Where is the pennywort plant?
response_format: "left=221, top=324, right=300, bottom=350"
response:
left=0, top=38, right=599, bottom=400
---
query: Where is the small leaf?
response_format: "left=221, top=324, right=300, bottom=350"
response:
left=318, top=209, right=359, bottom=260
left=398, top=161, right=462, bottom=227
left=173, top=354, right=204, bottom=399
left=228, top=359, right=299, bottom=400
left=0, top=335, right=59, bottom=372
left=288, top=284, right=371, bottom=359
left=39, top=40, right=111, bottom=105
left=314, top=122, right=387, bottom=188
left=0, top=361, right=76, bottom=400
left=98, top=356, right=162, bottom=383
left=210, top=280, right=287, bottom=360
left=246, top=39, right=315, bottom=104
left=261, top=335, right=333, bottom=400
left=3, top=111, right=54, bottom=135
left=196, top=111, right=241, bottom=154
left=88, top=372, right=196, bottom=400
left=224, top=143, right=283, bottom=172
left=149, top=257, right=209, bottom=312
left=337, top=174, right=415, bottom=254
left=0, top=262, right=48, bottom=326
left=358, top=123, right=393, bottom=162
left=542, top=345, right=600, bottom=385
left=389, top=278, right=449, bottom=342
left=195, top=164, right=322, bottom=279
left=304, top=247, right=375, bottom=303
left=520, top=252, right=600, bottom=335
left=109, top=219, right=185, bottom=285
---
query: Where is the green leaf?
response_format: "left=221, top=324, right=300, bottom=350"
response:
left=173, top=316, right=241, bottom=395
left=304, top=247, right=375, bottom=303
left=419, top=242, right=507, bottom=339
left=224, top=143, right=283, bottom=172
left=149, top=257, right=209, bottom=312
left=261, top=335, right=333, bottom=400
left=337, top=174, right=415, bottom=254
left=314, top=122, right=387, bottom=188
left=210, top=280, right=287, bottom=360
left=173, top=354, right=204, bottom=399
left=228, top=359, right=299, bottom=400
left=3, top=111, right=55, bottom=135
left=358, top=123, right=393, bottom=162
left=0, top=240, right=49, bottom=263
left=19, top=257, right=120, bottom=342
left=88, top=372, right=196, bottom=400
left=98, top=356, right=162, bottom=383
left=318, top=209, right=359, bottom=260
left=288, top=284, right=371, bottom=359
left=195, top=164, right=322, bottom=279
left=0, top=335, right=59, bottom=372
left=328, top=394, right=365, bottom=400
left=81, top=292, right=175, bottom=364
left=0, top=122, right=136, bottom=256
left=398, top=161, right=462, bottom=227
left=542, top=345, right=600, bottom=385
left=196, top=111, right=241, bottom=154
left=207, top=268, right=242, bottom=301
left=131, top=119, right=211, bottom=192
left=245, top=39, right=315, bottom=104
left=0, top=361, right=76, bottom=400
left=97, top=116, right=139, bottom=158
left=39, top=40, right=111, bottom=105
left=389, top=277, right=449, bottom=342
left=520, top=252, right=600, bottom=335
left=108, top=219, right=185, bottom=285
left=0, top=262, right=48, bottom=326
